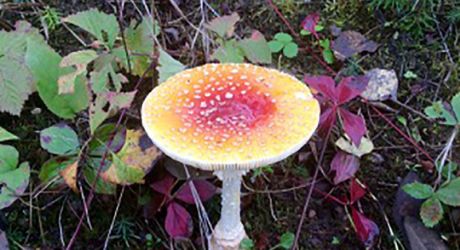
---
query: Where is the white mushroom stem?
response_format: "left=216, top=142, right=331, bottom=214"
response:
left=212, top=169, right=247, bottom=249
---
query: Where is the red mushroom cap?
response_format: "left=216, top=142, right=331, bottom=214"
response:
left=141, top=63, right=320, bottom=170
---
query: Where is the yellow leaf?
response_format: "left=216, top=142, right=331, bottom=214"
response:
left=60, top=161, right=79, bottom=193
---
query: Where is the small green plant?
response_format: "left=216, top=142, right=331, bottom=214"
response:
left=41, top=7, right=61, bottom=31
left=268, top=32, right=298, bottom=58
left=318, top=38, right=334, bottom=64
left=403, top=92, right=460, bottom=227
left=240, top=232, right=295, bottom=250
left=403, top=178, right=460, bottom=227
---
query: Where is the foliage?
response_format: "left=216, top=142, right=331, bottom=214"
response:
left=424, top=93, right=460, bottom=126
left=404, top=178, right=460, bottom=227
left=268, top=32, right=298, bottom=58
left=207, top=13, right=272, bottom=64
left=41, top=7, right=61, bottom=31
left=0, top=129, right=29, bottom=209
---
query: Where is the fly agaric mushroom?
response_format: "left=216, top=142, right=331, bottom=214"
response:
left=141, top=63, right=319, bottom=249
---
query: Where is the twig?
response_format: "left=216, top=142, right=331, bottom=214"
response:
left=292, top=126, right=333, bottom=250
left=369, top=103, right=434, bottom=162
left=59, top=194, right=69, bottom=247
left=103, top=186, right=126, bottom=250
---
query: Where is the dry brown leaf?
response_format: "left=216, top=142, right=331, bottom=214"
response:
left=332, top=31, right=378, bottom=60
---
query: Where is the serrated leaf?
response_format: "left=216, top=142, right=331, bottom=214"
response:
left=0, top=161, right=30, bottom=209
left=0, top=22, right=39, bottom=116
left=25, top=39, right=89, bottom=119
left=64, top=9, right=118, bottom=48
left=420, top=197, right=443, bottom=228
left=274, top=32, right=292, bottom=43
left=101, top=129, right=161, bottom=185
left=58, top=50, right=97, bottom=94
left=157, top=49, right=186, bottom=83
left=451, top=92, right=460, bottom=122
left=0, top=145, right=19, bottom=173
left=0, top=126, right=18, bottom=142
left=238, top=30, right=272, bottom=64
left=268, top=40, right=284, bottom=53
left=403, top=182, right=434, bottom=199
left=436, top=178, right=460, bottom=206
left=40, top=123, right=80, bottom=156
left=282, top=42, right=298, bottom=58
left=206, top=13, right=240, bottom=38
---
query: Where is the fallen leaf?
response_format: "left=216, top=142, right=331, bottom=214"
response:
left=206, top=13, right=240, bottom=38
left=420, top=197, right=443, bottom=228
left=239, top=30, right=272, bottom=64
left=60, top=161, right=79, bottom=193
left=339, top=108, right=367, bottom=146
left=0, top=228, right=8, bottom=250
left=175, top=180, right=216, bottom=204
left=335, top=136, right=374, bottom=158
left=403, top=216, right=448, bottom=250
left=151, top=174, right=175, bottom=196
left=332, top=31, right=378, bottom=60
left=165, top=202, right=193, bottom=238
left=102, top=129, right=161, bottom=185
left=361, top=69, right=398, bottom=101
left=330, top=151, right=360, bottom=184
left=350, top=179, right=367, bottom=204
left=351, top=207, right=379, bottom=247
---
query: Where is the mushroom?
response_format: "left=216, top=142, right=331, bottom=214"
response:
left=141, top=63, right=320, bottom=249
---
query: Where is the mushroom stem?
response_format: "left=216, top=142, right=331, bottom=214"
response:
left=212, top=169, right=247, bottom=249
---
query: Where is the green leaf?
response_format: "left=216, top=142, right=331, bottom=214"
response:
left=451, top=92, right=460, bottom=122
left=84, top=158, right=116, bottom=195
left=0, top=161, right=30, bottom=209
left=322, top=49, right=334, bottom=64
left=63, top=9, right=118, bottom=48
left=440, top=161, right=458, bottom=179
left=274, top=32, right=293, bottom=43
left=25, top=39, right=89, bottom=119
left=403, top=70, right=418, bottom=79
left=60, top=50, right=98, bottom=67
left=420, top=197, right=443, bottom=228
left=0, top=145, right=19, bottom=173
left=39, top=156, right=75, bottom=185
left=88, top=123, right=126, bottom=156
left=436, top=178, right=460, bottom=206
left=157, top=49, right=186, bottom=83
left=282, top=42, right=298, bottom=58
left=0, top=127, right=18, bottom=142
left=206, top=13, right=240, bottom=38
left=424, top=101, right=456, bottom=126
left=240, top=238, right=254, bottom=250
left=319, top=39, right=330, bottom=49
left=238, top=30, right=272, bottom=64
left=300, top=29, right=311, bottom=36
left=119, top=17, right=159, bottom=76
left=211, top=39, right=245, bottom=63
left=279, top=232, right=295, bottom=249
left=403, top=182, right=434, bottom=199
left=268, top=40, right=284, bottom=53
left=0, top=23, right=37, bottom=116
left=40, top=124, right=80, bottom=156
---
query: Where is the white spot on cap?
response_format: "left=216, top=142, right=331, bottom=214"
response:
left=295, top=92, right=309, bottom=100
left=200, top=101, right=207, bottom=108
left=225, top=92, right=233, bottom=99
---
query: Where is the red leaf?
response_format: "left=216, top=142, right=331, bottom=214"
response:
left=301, top=13, right=320, bottom=39
left=151, top=174, right=175, bottom=196
left=330, top=151, right=360, bottom=184
left=351, top=207, right=379, bottom=247
left=339, top=108, right=367, bottom=146
left=350, top=178, right=366, bottom=204
left=165, top=202, right=193, bottom=238
left=304, top=75, right=337, bottom=102
left=318, top=106, right=337, bottom=136
left=336, top=76, right=368, bottom=105
left=176, top=180, right=217, bottom=204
